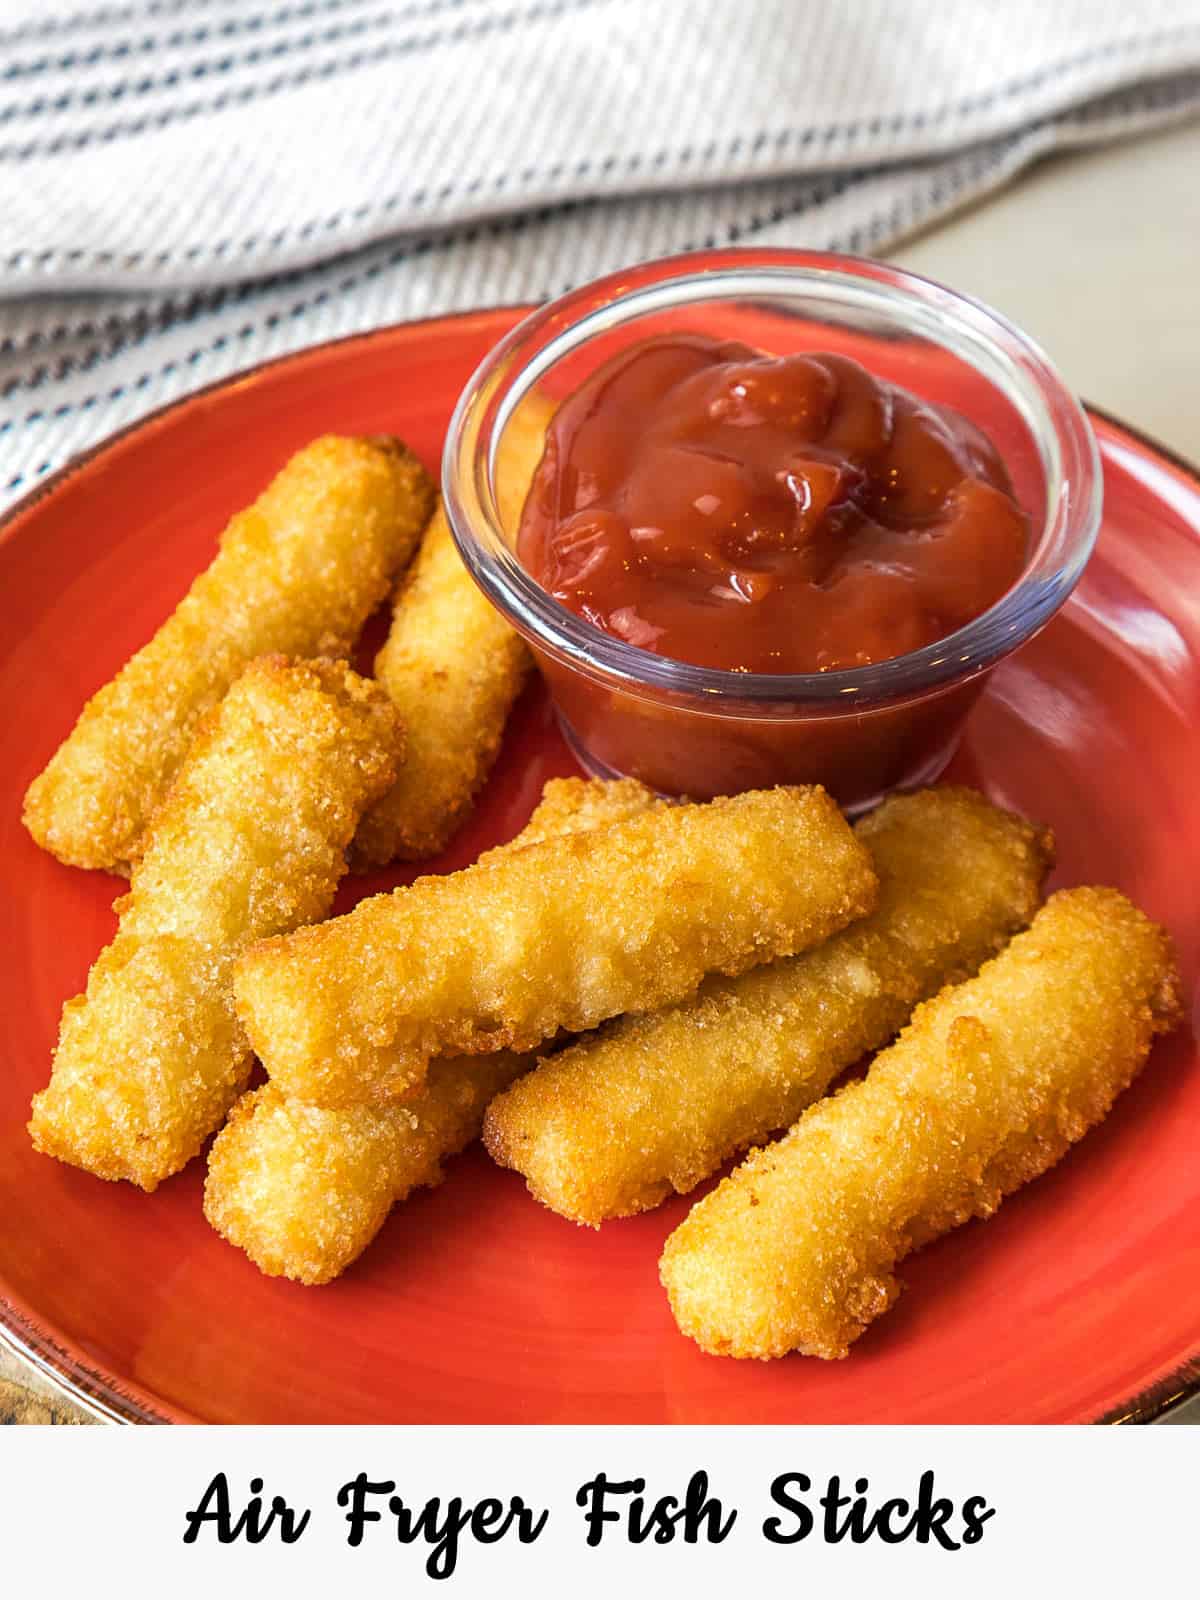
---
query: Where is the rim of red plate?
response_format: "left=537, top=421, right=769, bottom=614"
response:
left=0, top=310, right=1196, bottom=1426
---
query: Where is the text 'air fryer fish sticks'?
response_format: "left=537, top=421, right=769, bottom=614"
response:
left=484, top=787, right=1053, bottom=1225
left=28, top=658, right=403, bottom=1192
left=235, top=785, right=879, bottom=1107
left=24, top=435, right=433, bottom=873
left=204, top=777, right=661, bottom=1285
left=660, top=887, right=1182, bottom=1362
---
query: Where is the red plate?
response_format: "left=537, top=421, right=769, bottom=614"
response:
left=1, top=309, right=1197, bottom=1425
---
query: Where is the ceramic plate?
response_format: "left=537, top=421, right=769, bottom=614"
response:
left=0, top=309, right=1196, bottom=1423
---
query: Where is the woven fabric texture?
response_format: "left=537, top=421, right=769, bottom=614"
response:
left=1, top=0, right=1198, bottom=500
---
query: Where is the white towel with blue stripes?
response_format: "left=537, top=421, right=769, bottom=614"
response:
left=1, top=0, right=1198, bottom=500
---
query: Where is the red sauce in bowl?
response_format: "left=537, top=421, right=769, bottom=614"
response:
left=518, top=335, right=1029, bottom=677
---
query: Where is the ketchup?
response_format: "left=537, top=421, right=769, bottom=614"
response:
left=518, top=337, right=1029, bottom=676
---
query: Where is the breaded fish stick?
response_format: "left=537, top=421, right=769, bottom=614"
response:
left=204, top=777, right=660, bottom=1284
left=235, top=785, right=878, bottom=1107
left=660, top=887, right=1182, bottom=1361
left=28, top=659, right=402, bottom=1191
left=484, top=787, right=1053, bottom=1225
left=490, top=776, right=664, bottom=857
left=24, top=436, right=432, bottom=873
left=204, top=1062, right=526, bottom=1286
left=351, top=396, right=554, bottom=866
left=350, top=506, right=531, bottom=864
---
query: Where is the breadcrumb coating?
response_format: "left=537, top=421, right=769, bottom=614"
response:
left=28, top=658, right=402, bottom=1191
left=204, top=1063, right=525, bottom=1285
left=350, top=395, right=554, bottom=866
left=484, top=787, right=1053, bottom=1224
left=235, top=785, right=878, bottom=1106
left=350, top=505, right=531, bottom=864
left=23, top=435, right=432, bottom=873
left=479, top=775, right=665, bottom=861
left=204, top=776, right=660, bottom=1283
left=660, top=886, right=1183, bottom=1361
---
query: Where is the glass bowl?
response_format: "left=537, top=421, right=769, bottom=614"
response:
left=442, top=247, right=1102, bottom=809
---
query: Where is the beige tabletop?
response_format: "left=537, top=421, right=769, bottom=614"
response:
left=4, top=115, right=1198, bottom=1426
left=893, top=117, right=1200, bottom=464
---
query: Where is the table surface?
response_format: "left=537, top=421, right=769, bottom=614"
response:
left=5, top=116, right=1198, bottom=1426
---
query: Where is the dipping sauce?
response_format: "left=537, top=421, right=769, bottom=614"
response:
left=518, top=336, right=1029, bottom=676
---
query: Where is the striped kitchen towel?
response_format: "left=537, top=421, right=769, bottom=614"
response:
left=1, top=0, right=1198, bottom=501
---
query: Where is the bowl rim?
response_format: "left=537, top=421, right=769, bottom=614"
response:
left=443, top=246, right=1103, bottom=713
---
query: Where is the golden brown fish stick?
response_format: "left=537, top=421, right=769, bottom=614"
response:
left=478, top=775, right=664, bottom=860
left=204, top=1061, right=526, bottom=1286
left=28, top=658, right=402, bottom=1191
left=484, top=787, right=1053, bottom=1225
left=660, top=887, right=1182, bottom=1361
left=204, top=777, right=660, bottom=1284
left=351, top=395, right=554, bottom=866
left=235, top=785, right=878, bottom=1107
left=350, top=505, right=531, bottom=864
left=24, top=436, right=432, bottom=873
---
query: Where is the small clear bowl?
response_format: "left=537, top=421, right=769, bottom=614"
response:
left=443, top=248, right=1101, bottom=809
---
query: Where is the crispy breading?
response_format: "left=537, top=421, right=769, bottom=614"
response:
left=660, top=887, right=1183, bottom=1361
left=349, top=506, right=531, bottom=863
left=235, top=785, right=878, bottom=1107
left=480, top=775, right=665, bottom=860
left=350, top=394, right=554, bottom=866
left=28, top=658, right=402, bottom=1191
left=484, top=787, right=1053, bottom=1224
left=204, top=776, right=660, bottom=1284
left=204, top=1062, right=525, bottom=1286
left=23, top=436, right=432, bottom=874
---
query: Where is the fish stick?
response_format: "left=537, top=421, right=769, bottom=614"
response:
left=484, top=787, right=1053, bottom=1225
left=28, top=658, right=402, bottom=1191
left=235, top=785, right=878, bottom=1107
left=24, top=436, right=433, bottom=873
left=478, top=774, right=664, bottom=859
left=204, top=1063, right=526, bottom=1287
left=349, top=505, right=530, bottom=864
left=204, top=776, right=660, bottom=1284
left=351, top=394, right=554, bottom=866
left=660, top=887, right=1182, bottom=1361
